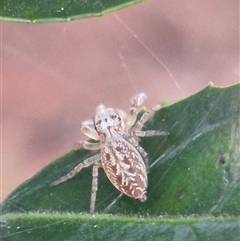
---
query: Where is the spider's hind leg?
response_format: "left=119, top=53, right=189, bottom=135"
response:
left=136, top=145, right=150, bottom=172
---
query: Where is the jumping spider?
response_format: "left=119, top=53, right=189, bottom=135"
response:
left=51, top=93, right=168, bottom=213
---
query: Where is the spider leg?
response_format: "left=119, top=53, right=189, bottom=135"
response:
left=74, top=141, right=101, bottom=150
left=81, top=120, right=99, bottom=140
left=75, top=119, right=101, bottom=150
left=90, top=162, right=102, bottom=214
left=130, top=104, right=162, bottom=132
left=126, top=92, right=147, bottom=128
left=134, top=130, right=169, bottom=137
left=135, top=145, right=149, bottom=172
left=50, top=153, right=101, bottom=186
left=127, top=103, right=168, bottom=171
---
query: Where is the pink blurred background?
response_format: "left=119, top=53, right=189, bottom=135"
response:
left=1, top=0, right=239, bottom=201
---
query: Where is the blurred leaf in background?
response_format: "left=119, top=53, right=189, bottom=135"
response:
left=0, top=0, right=145, bottom=22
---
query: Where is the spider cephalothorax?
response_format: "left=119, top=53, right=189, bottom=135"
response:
left=93, top=105, right=126, bottom=142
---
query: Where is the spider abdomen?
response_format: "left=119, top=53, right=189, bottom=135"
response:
left=101, top=138, right=148, bottom=201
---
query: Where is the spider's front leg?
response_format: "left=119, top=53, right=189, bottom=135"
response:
left=126, top=92, right=147, bottom=129
left=131, top=104, right=169, bottom=137
left=74, top=120, right=101, bottom=151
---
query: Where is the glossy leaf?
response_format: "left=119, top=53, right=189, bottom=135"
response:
left=0, top=0, right=145, bottom=23
left=1, top=214, right=240, bottom=241
left=1, top=83, right=240, bottom=240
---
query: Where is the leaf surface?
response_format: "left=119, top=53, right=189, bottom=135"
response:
left=1, top=83, right=240, bottom=241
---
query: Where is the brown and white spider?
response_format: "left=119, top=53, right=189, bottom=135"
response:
left=51, top=93, right=168, bottom=213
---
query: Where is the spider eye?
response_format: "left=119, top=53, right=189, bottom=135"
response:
left=93, top=122, right=97, bottom=131
left=93, top=119, right=101, bottom=131
left=110, top=114, right=121, bottom=122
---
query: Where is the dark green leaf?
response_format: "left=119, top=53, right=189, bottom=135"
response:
left=1, top=83, right=240, bottom=240
left=1, top=214, right=240, bottom=241
left=0, top=0, right=145, bottom=23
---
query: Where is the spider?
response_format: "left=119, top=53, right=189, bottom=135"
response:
left=51, top=93, right=168, bottom=213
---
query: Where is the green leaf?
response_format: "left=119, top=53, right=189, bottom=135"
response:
left=0, top=0, right=145, bottom=23
left=1, top=83, right=240, bottom=240
left=1, top=214, right=240, bottom=241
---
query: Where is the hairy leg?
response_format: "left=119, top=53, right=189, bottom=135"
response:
left=126, top=92, right=147, bottom=129
left=80, top=120, right=99, bottom=140
left=90, top=162, right=102, bottom=214
left=74, top=141, right=101, bottom=150
left=130, top=104, right=161, bottom=132
left=50, top=153, right=101, bottom=186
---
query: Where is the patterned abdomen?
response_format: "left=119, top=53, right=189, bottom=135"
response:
left=101, top=138, right=148, bottom=201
